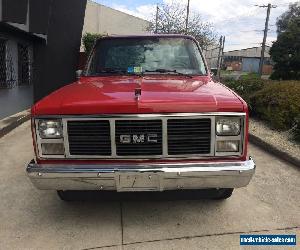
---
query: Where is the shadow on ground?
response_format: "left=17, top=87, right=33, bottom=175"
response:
left=56, top=189, right=226, bottom=202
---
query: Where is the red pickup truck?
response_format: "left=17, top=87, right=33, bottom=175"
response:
left=27, top=35, right=255, bottom=201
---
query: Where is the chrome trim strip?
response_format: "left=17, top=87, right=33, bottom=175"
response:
left=33, top=112, right=246, bottom=119
left=210, top=116, right=216, bottom=156
left=28, top=157, right=255, bottom=172
left=110, top=119, right=117, bottom=157
left=162, top=118, right=168, bottom=157
left=62, top=119, right=70, bottom=157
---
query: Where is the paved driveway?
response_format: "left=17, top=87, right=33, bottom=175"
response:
left=0, top=122, right=299, bottom=250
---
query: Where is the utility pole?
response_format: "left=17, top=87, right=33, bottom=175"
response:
left=257, top=3, right=277, bottom=76
left=218, top=36, right=226, bottom=80
left=216, top=36, right=224, bottom=80
left=185, top=0, right=190, bottom=34
left=155, top=5, right=159, bottom=34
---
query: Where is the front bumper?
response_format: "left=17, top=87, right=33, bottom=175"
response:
left=26, top=157, right=255, bottom=191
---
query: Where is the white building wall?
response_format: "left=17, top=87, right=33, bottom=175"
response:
left=82, top=1, right=150, bottom=37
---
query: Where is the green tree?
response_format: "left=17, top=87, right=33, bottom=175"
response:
left=276, top=2, right=300, bottom=33
left=147, top=2, right=217, bottom=48
left=270, top=3, right=300, bottom=80
left=82, top=33, right=104, bottom=55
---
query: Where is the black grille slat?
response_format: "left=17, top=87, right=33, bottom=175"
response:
left=115, top=120, right=162, bottom=156
left=68, top=121, right=111, bottom=156
left=168, top=119, right=211, bottom=155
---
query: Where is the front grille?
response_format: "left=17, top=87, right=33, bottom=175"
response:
left=167, top=119, right=211, bottom=155
left=115, top=120, right=163, bottom=156
left=68, top=120, right=111, bottom=155
left=66, top=117, right=212, bottom=158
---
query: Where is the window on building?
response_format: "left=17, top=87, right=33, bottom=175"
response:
left=0, top=39, right=7, bottom=88
left=18, top=43, right=31, bottom=86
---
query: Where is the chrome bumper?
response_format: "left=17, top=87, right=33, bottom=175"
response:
left=26, top=157, right=256, bottom=191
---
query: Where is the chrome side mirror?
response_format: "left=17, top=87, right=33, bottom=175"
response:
left=76, top=70, right=82, bottom=79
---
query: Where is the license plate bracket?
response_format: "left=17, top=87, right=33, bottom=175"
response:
left=116, top=173, right=160, bottom=192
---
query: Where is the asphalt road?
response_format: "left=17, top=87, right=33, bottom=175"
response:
left=0, top=122, right=299, bottom=250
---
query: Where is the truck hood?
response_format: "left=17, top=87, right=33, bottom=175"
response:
left=32, top=75, right=246, bottom=115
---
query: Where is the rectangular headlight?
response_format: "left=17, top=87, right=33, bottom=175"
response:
left=41, top=143, right=64, bottom=155
left=38, top=119, right=63, bottom=139
left=216, top=117, right=241, bottom=136
left=217, top=140, right=239, bottom=152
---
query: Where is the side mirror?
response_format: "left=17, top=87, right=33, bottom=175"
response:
left=76, top=70, right=82, bottom=79
left=210, top=68, right=218, bottom=76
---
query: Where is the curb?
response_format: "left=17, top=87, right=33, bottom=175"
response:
left=249, top=133, right=300, bottom=167
left=0, top=110, right=31, bottom=138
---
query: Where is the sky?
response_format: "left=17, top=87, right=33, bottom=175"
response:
left=94, top=0, right=295, bottom=51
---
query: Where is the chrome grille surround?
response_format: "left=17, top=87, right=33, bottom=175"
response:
left=34, top=113, right=246, bottom=159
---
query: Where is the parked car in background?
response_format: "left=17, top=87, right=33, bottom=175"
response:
left=27, top=35, right=255, bottom=201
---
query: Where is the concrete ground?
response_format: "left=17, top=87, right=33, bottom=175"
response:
left=0, top=122, right=299, bottom=250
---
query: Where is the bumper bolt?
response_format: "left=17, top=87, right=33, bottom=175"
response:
left=37, top=172, right=42, bottom=177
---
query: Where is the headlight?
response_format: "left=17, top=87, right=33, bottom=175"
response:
left=38, top=119, right=63, bottom=139
left=216, top=117, right=241, bottom=136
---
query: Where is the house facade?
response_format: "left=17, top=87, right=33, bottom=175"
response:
left=0, top=0, right=47, bottom=119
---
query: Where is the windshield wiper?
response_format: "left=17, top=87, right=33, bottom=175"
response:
left=92, top=68, right=142, bottom=76
left=145, top=69, right=193, bottom=78
left=98, top=68, right=127, bottom=74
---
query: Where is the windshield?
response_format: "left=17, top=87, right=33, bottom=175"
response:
left=85, top=37, right=207, bottom=76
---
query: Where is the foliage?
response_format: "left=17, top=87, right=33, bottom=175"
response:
left=276, top=2, right=300, bottom=34
left=82, top=32, right=104, bottom=55
left=147, top=2, right=217, bottom=48
left=270, top=3, right=300, bottom=80
left=222, top=76, right=264, bottom=110
left=239, top=73, right=260, bottom=81
left=224, top=76, right=300, bottom=141
left=250, top=81, right=300, bottom=131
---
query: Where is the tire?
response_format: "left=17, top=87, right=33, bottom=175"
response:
left=212, top=188, right=234, bottom=200
left=57, top=190, right=77, bottom=201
